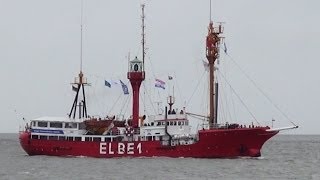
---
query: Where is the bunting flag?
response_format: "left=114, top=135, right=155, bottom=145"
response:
left=155, top=78, right=165, bottom=89
left=120, top=80, right=129, bottom=95
left=168, top=76, right=173, bottom=80
left=72, top=85, right=78, bottom=92
left=104, top=80, right=111, bottom=88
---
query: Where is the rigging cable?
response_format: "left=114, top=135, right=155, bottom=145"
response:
left=217, top=69, right=261, bottom=125
left=186, top=71, right=207, bottom=107
left=220, top=53, right=238, bottom=122
left=119, top=94, right=130, bottom=117
left=85, top=75, right=98, bottom=115
left=173, top=72, right=185, bottom=107
left=230, top=88, right=238, bottom=122
left=122, top=95, right=131, bottom=119
left=216, top=73, right=232, bottom=123
left=107, top=92, right=123, bottom=116
left=146, top=53, right=164, bottom=105
left=86, top=74, right=123, bottom=117
left=188, top=114, right=208, bottom=121
left=225, top=53, right=297, bottom=126
left=140, top=84, right=157, bottom=115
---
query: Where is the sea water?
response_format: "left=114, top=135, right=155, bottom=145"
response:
left=0, top=134, right=319, bottom=180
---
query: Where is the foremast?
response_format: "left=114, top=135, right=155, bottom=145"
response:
left=206, top=21, right=223, bottom=127
left=69, top=1, right=88, bottom=119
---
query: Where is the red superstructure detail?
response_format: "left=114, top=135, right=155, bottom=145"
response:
left=127, top=71, right=145, bottom=127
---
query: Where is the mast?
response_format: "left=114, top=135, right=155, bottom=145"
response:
left=141, top=4, right=146, bottom=115
left=206, top=2, right=223, bottom=127
left=141, top=4, right=146, bottom=68
left=167, top=78, right=175, bottom=113
left=80, top=0, right=83, bottom=72
left=69, top=0, right=89, bottom=119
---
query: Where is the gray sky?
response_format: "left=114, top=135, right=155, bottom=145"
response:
left=0, top=0, right=319, bottom=134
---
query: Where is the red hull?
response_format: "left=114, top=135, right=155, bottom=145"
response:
left=19, top=128, right=278, bottom=158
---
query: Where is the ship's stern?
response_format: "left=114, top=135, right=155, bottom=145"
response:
left=19, top=131, right=33, bottom=155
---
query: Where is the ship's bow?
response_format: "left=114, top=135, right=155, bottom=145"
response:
left=245, top=129, right=279, bottom=157
left=198, top=127, right=280, bottom=158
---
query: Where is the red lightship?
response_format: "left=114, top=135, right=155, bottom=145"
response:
left=19, top=4, right=297, bottom=158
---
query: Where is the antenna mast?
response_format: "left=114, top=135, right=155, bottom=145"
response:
left=210, top=0, right=212, bottom=21
left=141, top=3, right=146, bottom=69
left=80, top=0, right=84, bottom=72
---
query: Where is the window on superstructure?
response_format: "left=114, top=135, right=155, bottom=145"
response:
left=40, top=135, right=47, bottom=140
left=65, top=122, right=77, bottom=129
left=170, top=121, right=173, bottom=126
left=31, top=135, right=38, bottom=139
left=38, top=121, right=48, bottom=127
left=58, top=136, right=65, bottom=141
left=49, top=136, right=58, bottom=140
left=50, top=122, right=63, bottom=128
left=75, top=137, right=81, bottom=141
left=32, top=121, right=36, bottom=127
left=151, top=122, right=154, bottom=126
left=67, top=137, right=73, bottom=141
left=174, top=121, right=177, bottom=126
left=93, top=137, right=101, bottom=142
left=178, top=122, right=181, bottom=126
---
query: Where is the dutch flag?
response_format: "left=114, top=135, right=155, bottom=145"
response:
left=155, top=78, right=165, bottom=89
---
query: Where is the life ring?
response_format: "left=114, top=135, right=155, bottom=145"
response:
left=125, top=127, right=134, bottom=137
